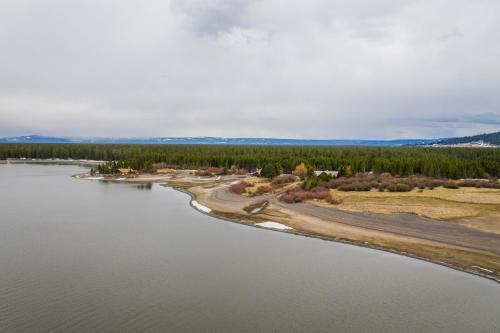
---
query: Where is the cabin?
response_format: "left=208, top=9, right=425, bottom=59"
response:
left=118, top=168, right=137, bottom=175
left=249, top=168, right=262, bottom=176
left=313, top=170, right=339, bottom=178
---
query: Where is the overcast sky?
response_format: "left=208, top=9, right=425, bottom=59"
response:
left=1, top=0, right=499, bottom=139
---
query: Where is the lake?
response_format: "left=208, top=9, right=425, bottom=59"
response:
left=0, top=164, right=499, bottom=332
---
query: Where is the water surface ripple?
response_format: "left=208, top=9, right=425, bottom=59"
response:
left=0, top=165, right=499, bottom=332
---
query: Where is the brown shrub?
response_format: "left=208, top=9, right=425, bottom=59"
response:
left=457, top=179, right=500, bottom=189
left=482, top=180, right=500, bottom=189
left=229, top=181, right=251, bottom=195
left=282, top=193, right=298, bottom=203
left=458, top=179, right=482, bottom=187
left=272, top=174, right=297, bottom=185
left=195, top=169, right=213, bottom=177
left=293, top=163, right=308, bottom=180
left=387, top=183, right=411, bottom=192
left=227, top=165, right=247, bottom=175
left=336, top=184, right=352, bottom=191
left=255, top=185, right=272, bottom=195
left=326, top=173, right=467, bottom=192
left=195, top=167, right=226, bottom=176
left=280, top=186, right=337, bottom=204
left=443, top=181, right=459, bottom=189
left=323, top=172, right=500, bottom=192
left=429, top=179, right=445, bottom=188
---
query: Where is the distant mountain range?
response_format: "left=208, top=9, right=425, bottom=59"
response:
left=436, top=131, right=500, bottom=146
left=0, top=132, right=498, bottom=146
left=0, top=135, right=437, bottom=146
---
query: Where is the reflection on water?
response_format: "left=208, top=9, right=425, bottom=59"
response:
left=134, top=182, right=153, bottom=190
left=0, top=164, right=499, bottom=332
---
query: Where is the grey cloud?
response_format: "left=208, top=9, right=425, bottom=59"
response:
left=439, top=28, right=464, bottom=42
left=0, top=0, right=499, bottom=139
left=463, top=112, right=500, bottom=125
left=171, top=0, right=257, bottom=36
left=428, top=112, right=500, bottom=125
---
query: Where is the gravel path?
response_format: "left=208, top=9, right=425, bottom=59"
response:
left=273, top=199, right=500, bottom=255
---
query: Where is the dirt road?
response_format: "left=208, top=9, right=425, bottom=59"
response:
left=197, top=183, right=500, bottom=256
left=273, top=199, right=500, bottom=255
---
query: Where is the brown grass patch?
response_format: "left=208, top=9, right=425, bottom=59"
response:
left=328, top=187, right=500, bottom=233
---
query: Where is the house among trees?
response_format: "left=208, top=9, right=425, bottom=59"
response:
left=313, top=170, right=339, bottom=178
left=118, top=168, right=137, bottom=175
left=250, top=168, right=262, bottom=176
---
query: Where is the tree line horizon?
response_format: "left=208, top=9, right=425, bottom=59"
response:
left=0, top=143, right=498, bottom=179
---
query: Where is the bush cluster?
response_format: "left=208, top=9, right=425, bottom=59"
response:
left=195, top=169, right=214, bottom=177
left=280, top=186, right=337, bottom=204
left=229, top=181, right=252, bottom=195
left=456, top=179, right=500, bottom=188
left=327, top=173, right=500, bottom=192
left=195, top=167, right=227, bottom=177
left=260, top=163, right=283, bottom=179
left=271, top=174, right=297, bottom=185
left=254, top=185, right=272, bottom=196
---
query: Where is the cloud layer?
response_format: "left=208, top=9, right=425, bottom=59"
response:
left=0, top=0, right=499, bottom=139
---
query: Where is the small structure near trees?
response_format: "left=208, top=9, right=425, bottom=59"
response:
left=313, top=170, right=339, bottom=178
left=118, top=168, right=137, bottom=175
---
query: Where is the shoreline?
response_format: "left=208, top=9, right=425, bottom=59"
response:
left=4, top=158, right=103, bottom=167
left=73, top=171, right=500, bottom=283
left=26, top=161, right=500, bottom=283
left=171, top=186, right=500, bottom=284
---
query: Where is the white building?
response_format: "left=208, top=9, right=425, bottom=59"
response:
left=313, top=170, right=339, bottom=178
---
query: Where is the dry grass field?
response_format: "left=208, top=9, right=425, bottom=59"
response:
left=329, top=187, right=500, bottom=234
left=239, top=177, right=298, bottom=196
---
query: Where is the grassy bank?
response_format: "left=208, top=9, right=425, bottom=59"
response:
left=326, top=187, right=500, bottom=234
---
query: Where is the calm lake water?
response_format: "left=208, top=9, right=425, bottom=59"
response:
left=0, top=164, right=499, bottom=332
